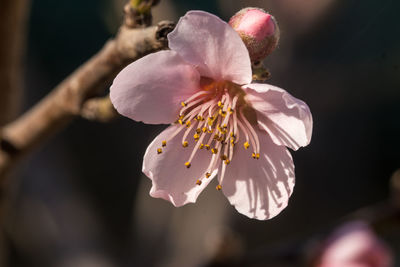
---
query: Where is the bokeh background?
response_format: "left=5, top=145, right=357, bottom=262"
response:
left=3, top=0, right=400, bottom=266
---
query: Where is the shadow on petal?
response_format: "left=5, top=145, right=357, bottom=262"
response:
left=221, top=130, right=295, bottom=220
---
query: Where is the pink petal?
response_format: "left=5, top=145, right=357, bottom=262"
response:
left=168, top=11, right=252, bottom=85
left=220, top=130, right=295, bottom=220
left=244, top=83, right=313, bottom=151
left=142, top=125, right=217, bottom=207
left=110, top=50, right=200, bottom=124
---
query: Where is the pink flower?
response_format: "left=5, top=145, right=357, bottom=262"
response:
left=110, top=11, right=313, bottom=220
left=316, top=222, right=393, bottom=267
left=229, top=8, right=280, bottom=62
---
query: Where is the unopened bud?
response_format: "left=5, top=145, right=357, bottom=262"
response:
left=229, top=8, right=280, bottom=62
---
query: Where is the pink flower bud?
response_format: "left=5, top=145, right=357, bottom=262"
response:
left=229, top=8, right=280, bottom=62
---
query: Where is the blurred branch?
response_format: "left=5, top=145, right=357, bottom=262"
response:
left=0, top=0, right=30, bottom=126
left=0, top=0, right=30, bottom=265
left=0, top=2, right=175, bottom=180
left=81, top=96, right=117, bottom=122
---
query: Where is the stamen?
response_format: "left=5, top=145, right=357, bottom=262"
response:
left=162, top=140, right=167, bottom=147
left=172, top=81, right=259, bottom=187
left=181, top=90, right=212, bottom=105
left=232, top=109, right=240, bottom=144
left=237, top=118, right=250, bottom=149
left=182, top=122, right=195, bottom=145
left=180, top=92, right=213, bottom=117
left=157, top=148, right=162, bottom=154
left=244, top=141, right=250, bottom=149
left=239, top=108, right=260, bottom=154
left=186, top=130, right=207, bottom=164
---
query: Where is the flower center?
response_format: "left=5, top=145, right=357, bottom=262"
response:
left=156, top=79, right=261, bottom=189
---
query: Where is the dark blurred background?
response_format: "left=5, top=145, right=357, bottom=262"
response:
left=3, top=0, right=400, bottom=266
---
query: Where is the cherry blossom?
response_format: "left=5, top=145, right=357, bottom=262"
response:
left=316, top=222, right=393, bottom=267
left=110, top=10, right=312, bottom=220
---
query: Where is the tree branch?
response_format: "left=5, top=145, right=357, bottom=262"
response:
left=0, top=0, right=30, bottom=126
left=0, top=4, right=175, bottom=180
left=81, top=96, right=117, bottom=122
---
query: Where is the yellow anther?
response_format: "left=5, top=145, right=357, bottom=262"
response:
left=178, top=119, right=183, bottom=125
left=230, top=132, right=235, bottom=137
left=228, top=108, right=234, bottom=114
left=224, top=159, right=230, bottom=165
left=211, top=148, right=218, bottom=154
left=162, top=140, right=167, bottom=147
left=179, top=115, right=184, bottom=119
left=196, top=115, right=203, bottom=121
left=244, top=142, right=250, bottom=149
left=207, top=129, right=213, bottom=134
left=202, top=127, right=207, bottom=133
left=199, top=144, right=204, bottom=149
left=252, top=152, right=256, bottom=159
left=196, top=179, right=202, bottom=185
left=185, top=161, right=191, bottom=168
left=194, top=133, right=200, bottom=141
left=181, top=101, right=187, bottom=107
left=196, top=128, right=201, bottom=134
left=205, top=145, right=210, bottom=150
left=182, top=141, right=189, bottom=147
left=222, top=124, right=227, bottom=129
left=220, top=155, right=227, bottom=160
left=157, top=148, right=162, bottom=154
left=216, top=185, right=222, bottom=191
left=219, top=109, right=226, bottom=117
left=213, top=134, right=219, bottom=140
left=217, top=125, right=226, bottom=134
left=205, top=172, right=211, bottom=178
left=186, top=120, right=191, bottom=128
left=218, top=101, right=223, bottom=107
left=255, top=153, right=260, bottom=159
